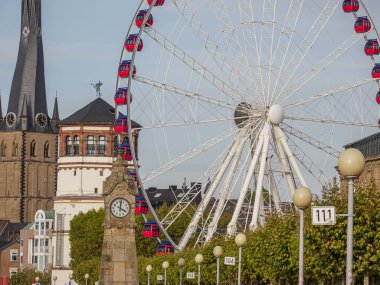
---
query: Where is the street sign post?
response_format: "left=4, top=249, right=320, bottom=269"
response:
left=312, top=206, right=336, bottom=225
left=224, top=256, right=236, bottom=265
left=186, top=272, right=195, bottom=279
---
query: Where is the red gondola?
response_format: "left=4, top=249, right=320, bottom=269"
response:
left=156, top=241, right=174, bottom=255
left=114, top=115, right=128, bottom=133
left=128, top=169, right=137, bottom=178
left=142, top=221, right=160, bottom=238
left=119, top=142, right=132, bottom=160
left=148, top=0, right=165, bottom=6
left=376, top=91, right=380, bottom=104
left=354, top=17, right=371, bottom=33
left=342, top=0, right=359, bottom=13
left=114, top=88, right=132, bottom=105
left=125, top=34, right=143, bottom=52
left=378, top=118, right=380, bottom=128
left=372, top=64, right=380, bottom=79
left=135, top=10, right=153, bottom=28
left=364, top=39, right=380, bottom=56
left=135, top=196, right=149, bottom=214
left=118, top=60, right=136, bottom=78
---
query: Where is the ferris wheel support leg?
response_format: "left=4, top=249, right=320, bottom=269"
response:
left=266, top=160, right=282, bottom=214
left=177, top=132, right=244, bottom=250
left=226, top=124, right=269, bottom=236
left=205, top=133, right=246, bottom=243
left=274, top=126, right=308, bottom=188
left=273, top=126, right=296, bottom=195
left=249, top=124, right=271, bottom=230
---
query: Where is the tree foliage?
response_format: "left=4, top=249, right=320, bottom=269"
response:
left=10, top=268, right=51, bottom=285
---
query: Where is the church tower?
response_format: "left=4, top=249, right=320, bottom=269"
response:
left=0, top=0, right=58, bottom=222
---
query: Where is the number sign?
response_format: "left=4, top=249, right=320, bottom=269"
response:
left=186, top=272, right=195, bottom=279
left=312, top=206, right=336, bottom=225
left=224, top=256, right=236, bottom=265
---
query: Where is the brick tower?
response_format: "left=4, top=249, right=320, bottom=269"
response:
left=0, top=0, right=58, bottom=222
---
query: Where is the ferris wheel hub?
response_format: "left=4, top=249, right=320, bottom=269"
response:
left=268, top=104, right=284, bottom=125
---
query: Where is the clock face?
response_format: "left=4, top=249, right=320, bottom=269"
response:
left=110, top=198, right=130, bottom=218
left=6, top=112, right=16, bottom=127
left=36, top=113, right=47, bottom=127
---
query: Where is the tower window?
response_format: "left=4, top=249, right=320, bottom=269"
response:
left=74, top=170, right=77, bottom=176
left=73, top=136, right=80, bottom=155
left=44, top=142, right=49, bottom=158
left=66, top=136, right=72, bottom=156
left=12, top=141, right=18, bottom=156
left=1, top=141, right=6, bottom=157
left=113, top=136, right=118, bottom=156
left=100, top=170, right=103, bottom=176
left=86, top=136, right=95, bottom=156
left=98, top=135, right=106, bottom=155
left=30, top=140, right=36, bottom=157
left=94, top=187, right=98, bottom=194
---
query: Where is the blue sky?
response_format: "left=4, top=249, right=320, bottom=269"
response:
left=0, top=0, right=136, bottom=119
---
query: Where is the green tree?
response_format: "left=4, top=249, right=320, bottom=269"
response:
left=10, top=269, right=51, bottom=285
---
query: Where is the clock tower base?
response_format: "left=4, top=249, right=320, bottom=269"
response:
left=99, top=153, right=139, bottom=285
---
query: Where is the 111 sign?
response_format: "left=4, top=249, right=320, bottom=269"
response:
left=312, top=206, right=336, bottom=225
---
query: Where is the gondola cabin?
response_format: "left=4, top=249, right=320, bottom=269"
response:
left=114, top=115, right=128, bottom=133
left=118, top=60, right=136, bottom=78
left=156, top=242, right=174, bottom=255
left=119, top=142, right=132, bottom=160
left=342, top=0, right=359, bottom=13
left=114, top=87, right=132, bottom=105
left=378, top=119, right=380, bottom=128
left=376, top=91, right=380, bottom=104
left=125, top=34, right=143, bottom=52
left=142, top=221, right=160, bottom=238
left=135, top=196, right=149, bottom=214
left=135, top=10, right=153, bottom=28
left=128, top=169, right=137, bottom=178
left=364, top=39, right=380, bottom=56
left=148, top=0, right=165, bottom=6
left=354, top=17, right=371, bottom=33
left=372, top=64, right=380, bottom=79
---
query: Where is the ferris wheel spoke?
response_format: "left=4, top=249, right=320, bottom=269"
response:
left=279, top=32, right=371, bottom=104
left=282, top=123, right=340, bottom=157
left=273, top=0, right=341, bottom=102
left=211, top=0, right=260, bottom=98
left=171, top=0, right=250, bottom=96
left=284, top=78, right=377, bottom=110
left=285, top=116, right=377, bottom=127
left=269, top=0, right=304, bottom=104
left=143, top=27, right=243, bottom=103
left=133, top=75, right=236, bottom=111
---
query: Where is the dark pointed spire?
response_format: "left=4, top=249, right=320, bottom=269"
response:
left=6, top=0, right=48, bottom=131
left=52, top=95, right=60, bottom=121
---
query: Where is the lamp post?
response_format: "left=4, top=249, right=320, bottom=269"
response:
left=69, top=273, right=73, bottom=285
left=53, top=275, right=57, bottom=285
left=195, top=253, right=204, bottom=285
left=146, top=264, right=153, bottom=285
left=338, top=148, right=365, bottom=285
left=235, top=233, right=247, bottom=285
left=213, top=246, right=223, bottom=285
left=293, top=185, right=312, bottom=285
left=35, top=276, right=40, bottom=284
left=178, top=257, right=185, bottom=285
left=162, top=261, right=169, bottom=285
left=84, top=273, right=89, bottom=285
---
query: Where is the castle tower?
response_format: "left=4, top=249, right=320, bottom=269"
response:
left=0, top=0, right=58, bottom=222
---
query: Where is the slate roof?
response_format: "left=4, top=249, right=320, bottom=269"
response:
left=60, top=97, right=141, bottom=128
left=345, top=131, right=380, bottom=158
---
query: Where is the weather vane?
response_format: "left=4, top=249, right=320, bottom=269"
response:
left=91, top=80, right=103, bottom=97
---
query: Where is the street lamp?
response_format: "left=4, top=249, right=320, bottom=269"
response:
left=293, top=186, right=312, bottom=285
left=69, top=273, right=73, bottom=285
left=338, top=148, right=365, bottom=285
left=213, top=246, right=223, bottom=285
left=53, top=275, right=57, bottom=285
left=195, top=253, right=204, bottom=285
left=84, top=273, right=89, bottom=285
left=162, top=261, right=169, bottom=285
left=235, top=233, right=247, bottom=285
left=146, top=264, right=153, bottom=285
left=35, top=277, right=40, bottom=284
left=178, top=257, right=185, bottom=285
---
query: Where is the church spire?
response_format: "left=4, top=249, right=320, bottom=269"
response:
left=6, top=0, right=48, bottom=131
left=51, top=95, right=60, bottom=132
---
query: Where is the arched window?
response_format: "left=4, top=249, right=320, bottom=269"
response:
left=1, top=141, right=6, bottom=157
left=65, top=136, right=72, bottom=156
left=113, top=136, right=118, bottom=156
left=44, top=142, right=49, bottom=158
left=73, top=136, right=80, bottom=155
left=86, top=136, right=95, bottom=156
left=30, top=140, right=36, bottom=157
left=12, top=141, right=18, bottom=156
left=98, top=135, right=106, bottom=155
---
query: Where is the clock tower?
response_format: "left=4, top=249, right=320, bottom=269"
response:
left=99, top=151, right=139, bottom=285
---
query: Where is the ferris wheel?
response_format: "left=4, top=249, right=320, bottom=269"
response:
left=114, top=0, right=380, bottom=251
